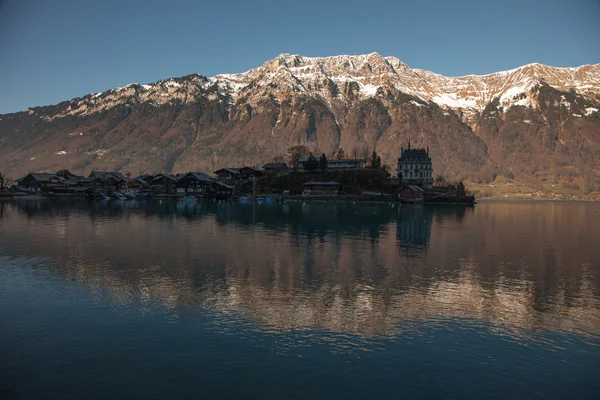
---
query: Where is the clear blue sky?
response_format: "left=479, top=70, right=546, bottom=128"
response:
left=1, top=0, right=599, bottom=114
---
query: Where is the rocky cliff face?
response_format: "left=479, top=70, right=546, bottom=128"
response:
left=1, top=53, right=599, bottom=197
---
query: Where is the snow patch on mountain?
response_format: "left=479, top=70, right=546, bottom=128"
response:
left=585, top=107, right=598, bottom=115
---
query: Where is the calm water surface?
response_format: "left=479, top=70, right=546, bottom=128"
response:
left=1, top=199, right=599, bottom=399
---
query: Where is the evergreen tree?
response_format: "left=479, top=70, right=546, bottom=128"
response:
left=376, top=156, right=381, bottom=169
left=457, top=181, right=466, bottom=197
left=370, top=150, right=378, bottom=168
left=306, top=152, right=318, bottom=171
left=318, top=153, right=328, bottom=171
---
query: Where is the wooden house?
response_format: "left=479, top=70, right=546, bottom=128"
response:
left=152, top=174, right=179, bottom=194
left=214, top=168, right=240, bottom=181
left=262, top=163, right=289, bottom=175
left=176, top=172, right=214, bottom=195
left=398, top=185, right=425, bottom=203
left=16, top=173, right=69, bottom=192
left=238, top=166, right=263, bottom=180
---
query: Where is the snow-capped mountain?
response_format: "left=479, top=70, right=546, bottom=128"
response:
left=1, top=53, right=599, bottom=197
left=41, top=52, right=600, bottom=124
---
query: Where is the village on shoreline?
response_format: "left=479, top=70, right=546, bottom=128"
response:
left=0, top=145, right=475, bottom=204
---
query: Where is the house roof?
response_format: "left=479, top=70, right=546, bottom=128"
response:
left=401, top=185, right=425, bottom=192
left=263, top=163, right=288, bottom=169
left=399, top=149, right=430, bottom=162
left=26, top=173, right=59, bottom=182
left=89, top=171, right=127, bottom=180
left=152, top=174, right=179, bottom=182
left=185, top=172, right=213, bottom=182
left=213, top=181, right=234, bottom=189
left=214, top=168, right=240, bottom=175
left=239, top=166, right=262, bottom=173
left=303, top=181, right=340, bottom=186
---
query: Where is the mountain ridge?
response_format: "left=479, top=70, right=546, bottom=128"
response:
left=1, top=53, right=599, bottom=198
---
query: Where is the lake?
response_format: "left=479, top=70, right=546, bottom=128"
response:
left=1, top=199, right=599, bottom=399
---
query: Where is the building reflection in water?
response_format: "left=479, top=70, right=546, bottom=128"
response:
left=1, top=199, right=599, bottom=343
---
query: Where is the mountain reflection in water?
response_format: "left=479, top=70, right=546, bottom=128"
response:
left=0, top=199, right=599, bottom=344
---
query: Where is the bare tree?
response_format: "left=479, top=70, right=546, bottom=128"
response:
left=0, top=172, right=13, bottom=192
left=287, top=145, right=309, bottom=169
left=272, top=155, right=285, bottom=163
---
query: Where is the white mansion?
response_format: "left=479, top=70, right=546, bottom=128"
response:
left=397, top=142, right=433, bottom=188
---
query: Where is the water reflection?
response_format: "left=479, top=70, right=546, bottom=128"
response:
left=1, top=199, right=599, bottom=342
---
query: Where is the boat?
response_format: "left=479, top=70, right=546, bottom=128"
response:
left=97, top=192, right=111, bottom=200
left=110, top=192, right=127, bottom=200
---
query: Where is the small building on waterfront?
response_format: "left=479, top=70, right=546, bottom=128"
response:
left=151, top=174, right=179, bottom=194
left=397, top=142, right=433, bottom=188
left=212, top=181, right=234, bottom=199
left=176, top=172, right=214, bottom=195
left=16, top=173, right=68, bottom=192
left=398, top=185, right=425, bottom=203
left=302, top=181, right=340, bottom=196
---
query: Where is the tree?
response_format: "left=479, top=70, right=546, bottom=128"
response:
left=381, top=164, right=391, bottom=177
left=335, top=147, right=346, bottom=160
left=318, top=153, right=328, bottom=171
left=351, top=147, right=360, bottom=159
left=369, top=151, right=381, bottom=169
left=435, top=175, right=447, bottom=186
left=306, top=152, right=318, bottom=171
left=287, top=145, right=308, bottom=169
left=0, top=172, right=13, bottom=192
left=272, top=155, right=286, bottom=163
left=457, top=181, right=466, bottom=197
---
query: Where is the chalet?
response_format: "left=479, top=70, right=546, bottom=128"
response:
left=152, top=174, right=179, bottom=194
left=137, top=174, right=156, bottom=185
left=16, top=173, right=69, bottom=192
left=238, top=166, right=263, bottom=180
left=89, top=171, right=127, bottom=181
left=55, top=169, right=84, bottom=181
left=176, top=172, right=214, bottom=195
left=398, top=185, right=425, bottom=203
left=122, top=178, right=147, bottom=194
left=214, top=168, right=240, bottom=181
left=397, top=141, right=433, bottom=188
left=262, top=163, right=289, bottom=175
left=91, top=176, right=125, bottom=193
left=302, top=181, right=340, bottom=196
left=212, top=181, right=234, bottom=199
